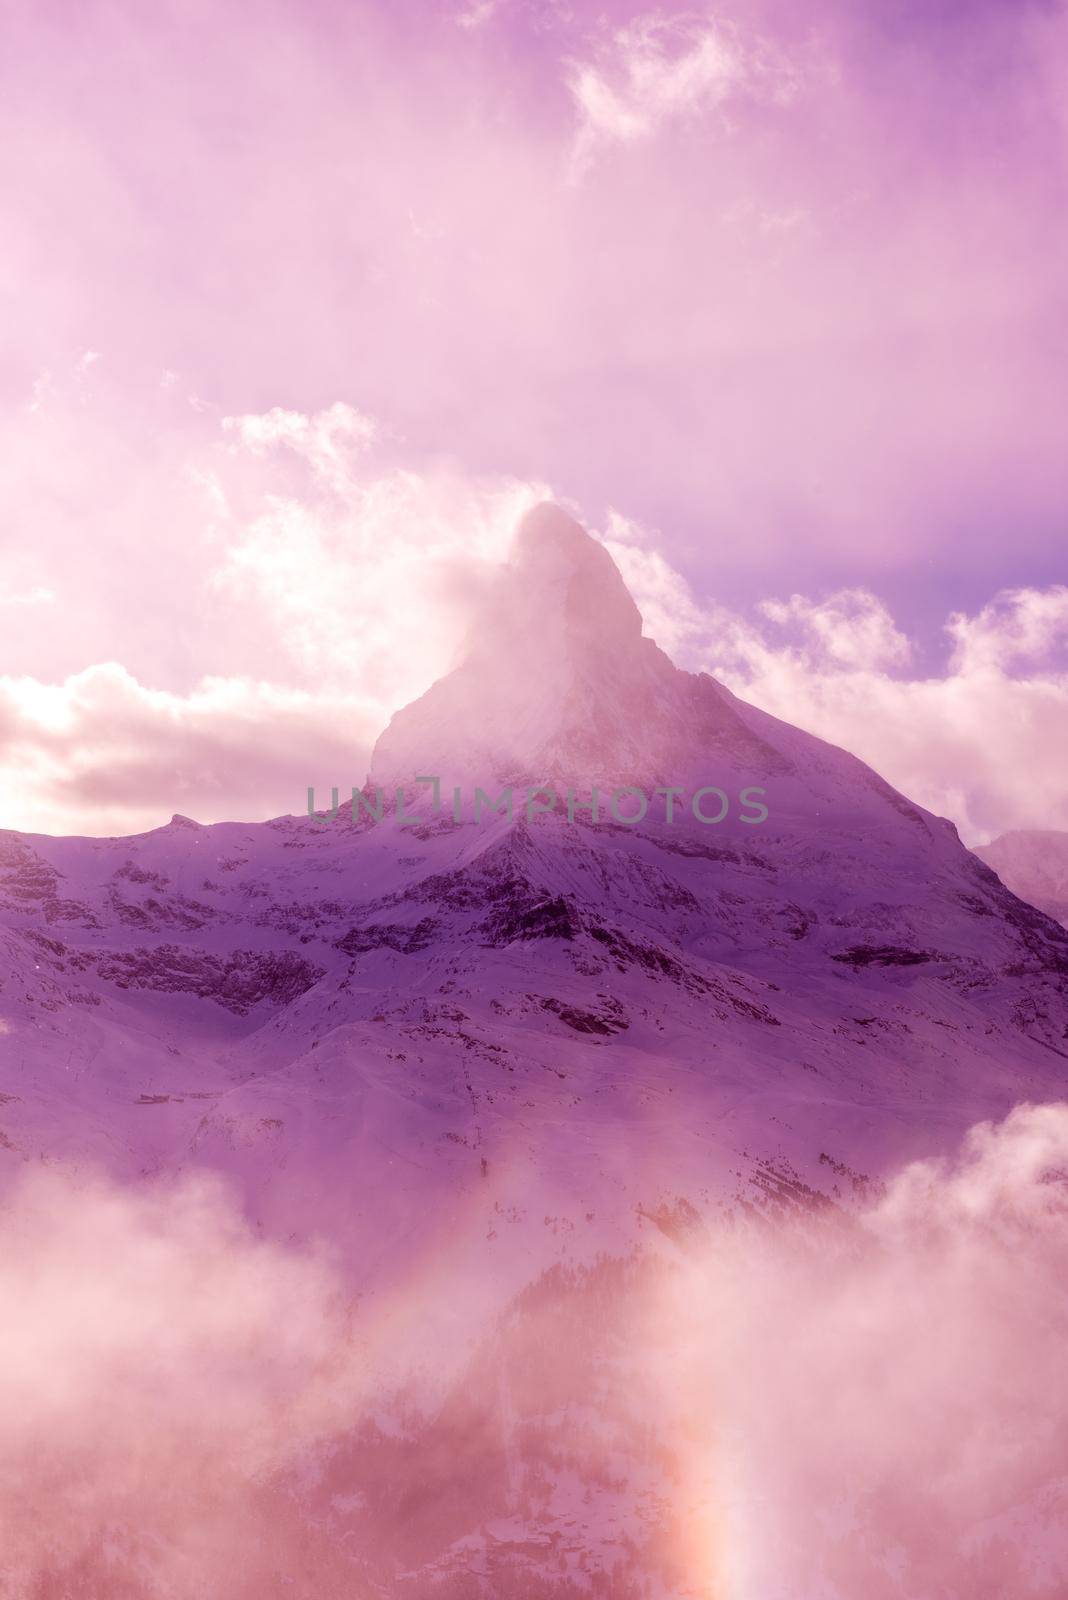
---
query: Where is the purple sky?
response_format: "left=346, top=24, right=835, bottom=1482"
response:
left=1, top=0, right=1066, bottom=839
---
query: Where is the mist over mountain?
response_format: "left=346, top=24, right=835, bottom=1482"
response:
left=2, top=504, right=1067, bottom=1594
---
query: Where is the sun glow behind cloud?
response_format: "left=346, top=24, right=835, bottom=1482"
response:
left=0, top=376, right=547, bottom=835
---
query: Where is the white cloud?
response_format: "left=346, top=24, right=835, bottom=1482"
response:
left=0, top=587, right=55, bottom=608
left=758, top=589, right=912, bottom=671
left=947, top=585, right=1068, bottom=675
left=569, top=14, right=743, bottom=147
left=222, top=402, right=378, bottom=496
left=455, top=0, right=500, bottom=27
left=564, top=10, right=795, bottom=172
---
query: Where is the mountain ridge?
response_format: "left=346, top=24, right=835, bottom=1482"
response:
left=2, top=504, right=1067, bottom=1232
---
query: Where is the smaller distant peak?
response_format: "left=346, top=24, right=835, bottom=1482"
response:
left=168, top=813, right=202, bottom=829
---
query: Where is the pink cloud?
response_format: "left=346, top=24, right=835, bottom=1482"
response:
left=566, top=13, right=756, bottom=169
left=662, top=1102, right=1068, bottom=1594
left=0, top=1168, right=360, bottom=1593
left=0, top=665, right=377, bottom=836
left=0, top=1105, right=1066, bottom=1591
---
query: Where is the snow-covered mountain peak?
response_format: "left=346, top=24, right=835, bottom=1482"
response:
left=368, top=505, right=943, bottom=841
left=369, top=502, right=776, bottom=794
left=370, top=501, right=664, bottom=791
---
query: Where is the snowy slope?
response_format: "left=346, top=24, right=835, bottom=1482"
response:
left=2, top=503, right=1066, bottom=1250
